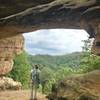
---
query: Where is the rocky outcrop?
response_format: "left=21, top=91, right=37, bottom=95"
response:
left=0, top=77, right=22, bottom=90
left=0, top=35, right=24, bottom=75
left=0, top=60, right=13, bottom=76
left=92, top=33, right=100, bottom=55
left=0, top=0, right=99, bottom=54
left=48, top=70, right=100, bottom=100
left=0, top=35, right=23, bottom=90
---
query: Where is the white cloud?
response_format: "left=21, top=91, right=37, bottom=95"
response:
left=23, top=29, right=89, bottom=55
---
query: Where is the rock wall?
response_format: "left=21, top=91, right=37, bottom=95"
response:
left=0, top=35, right=24, bottom=90
left=0, top=35, right=24, bottom=75
left=92, top=34, right=100, bottom=55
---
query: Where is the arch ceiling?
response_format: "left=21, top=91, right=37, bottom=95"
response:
left=0, top=0, right=100, bottom=38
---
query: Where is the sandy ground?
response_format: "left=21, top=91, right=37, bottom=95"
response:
left=0, top=90, right=48, bottom=100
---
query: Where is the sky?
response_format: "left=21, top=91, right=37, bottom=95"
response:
left=23, top=29, right=89, bottom=55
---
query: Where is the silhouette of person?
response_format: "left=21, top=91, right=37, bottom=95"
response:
left=30, top=65, right=40, bottom=100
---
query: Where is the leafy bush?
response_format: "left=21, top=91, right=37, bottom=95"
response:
left=8, top=51, right=31, bottom=89
left=78, top=55, right=100, bottom=73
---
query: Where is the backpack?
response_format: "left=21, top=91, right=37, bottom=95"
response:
left=31, top=69, right=40, bottom=84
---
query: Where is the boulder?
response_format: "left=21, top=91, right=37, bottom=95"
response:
left=48, top=70, right=100, bottom=100
left=0, top=77, right=22, bottom=90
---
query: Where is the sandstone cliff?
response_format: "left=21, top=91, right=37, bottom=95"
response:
left=0, top=35, right=24, bottom=75
left=0, top=35, right=24, bottom=90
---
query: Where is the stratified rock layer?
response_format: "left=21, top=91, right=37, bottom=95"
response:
left=0, top=60, right=13, bottom=75
left=48, top=70, right=100, bottom=100
left=0, top=35, right=24, bottom=75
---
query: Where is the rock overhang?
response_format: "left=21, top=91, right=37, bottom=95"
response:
left=0, top=0, right=100, bottom=54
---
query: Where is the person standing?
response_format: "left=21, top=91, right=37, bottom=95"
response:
left=30, top=65, right=41, bottom=100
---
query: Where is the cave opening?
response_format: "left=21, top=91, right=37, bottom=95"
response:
left=22, top=28, right=94, bottom=71
left=23, top=29, right=90, bottom=56
left=21, top=29, right=100, bottom=99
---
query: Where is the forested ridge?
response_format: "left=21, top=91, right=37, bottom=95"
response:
left=28, top=52, right=83, bottom=69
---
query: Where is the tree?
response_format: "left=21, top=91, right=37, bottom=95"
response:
left=82, top=38, right=93, bottom=53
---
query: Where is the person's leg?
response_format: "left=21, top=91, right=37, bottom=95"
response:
left=42, top=83, right=45, bottom=94
left=30, top=82, right=34, bottom=100
left=33, top=84, right=37, bottom=100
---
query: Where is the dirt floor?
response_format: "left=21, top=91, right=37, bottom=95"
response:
left=0, top=90, right=48, bottom=100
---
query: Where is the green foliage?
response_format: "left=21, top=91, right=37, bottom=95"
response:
left=77, top=38, right=100, bottom=73
left=8, top=51, right=31, bottom=89
left=28, top=52, right=83, bottom=69
left=38, top=65, right=73, bottom=93
left=7, top=37, right=100, bottom=93
left=28, top=52, right=83, bottom=93
left=77, top=54, right=100, bottom=73
left=28, top=49, right=100, bottom=93
left=82, top=39, right=92, bottom=52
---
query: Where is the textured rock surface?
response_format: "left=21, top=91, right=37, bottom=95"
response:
left=0, top=0, right=100, bottom=54
left=0, top=77, right=22, bottom=90
left=0, top=60, right=13, bottom=76
left=92, top=33, right=100, bottom=55
left=48, top=70, right=100, bottom=100
left=0, top=35, right=24, bottom=75
left=0, top=35, right=24, bottom=90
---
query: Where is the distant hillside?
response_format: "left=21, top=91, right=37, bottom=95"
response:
left=28, top=52, right=83, bottom=69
